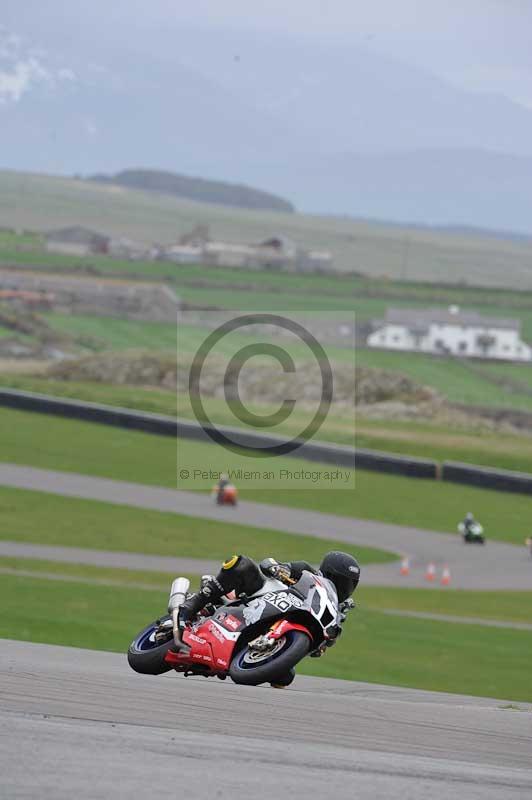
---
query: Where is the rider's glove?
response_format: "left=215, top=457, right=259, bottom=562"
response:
left=327, top=624, right=342, bottom=642
left=260, top=558, right=292, bottom=583
left=275, top=564, right=293, bottom=583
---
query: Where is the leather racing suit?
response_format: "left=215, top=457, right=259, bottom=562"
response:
left=178, top=554, right=317, bottom=630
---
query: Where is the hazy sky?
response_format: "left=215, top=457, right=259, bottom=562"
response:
left=2, top=0, right=532, bottom=105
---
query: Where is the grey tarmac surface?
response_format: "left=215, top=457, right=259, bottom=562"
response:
left=1, top=463, right=531, bottom=590
left=1, top=640, right=531, bottom=800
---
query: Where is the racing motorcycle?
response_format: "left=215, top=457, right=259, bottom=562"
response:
left=212, top=483, right=238, bottom=506
left=458, top=522, right=485, bottom=545
left=127, top=571, right=354, bottom=686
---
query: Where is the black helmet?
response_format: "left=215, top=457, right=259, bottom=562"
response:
left=319, top=551, right=360, bottom=601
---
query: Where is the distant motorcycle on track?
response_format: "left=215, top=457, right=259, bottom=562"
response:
left=458, top=521, right=485, bottom=545
left=212, top=482, right=238, bottom=506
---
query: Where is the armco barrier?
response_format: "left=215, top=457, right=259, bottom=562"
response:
left=0, top=387, right=438, bottom=479
left=442, top=461, right=532, bottom=495
left=0, top=387, right=177, bottom=436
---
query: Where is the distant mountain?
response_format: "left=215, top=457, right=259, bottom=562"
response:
left=261, top=149, right=532, bottom=233
left=3, top=22, right=532, bottom=231
left=88, top=169, right=294, bottom=213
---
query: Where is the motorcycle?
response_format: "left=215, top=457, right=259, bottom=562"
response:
left=212, top=483, right=238, bottom=506
left=127, top=571, right=354, bottom=686
left=458, top=521, right=485, bottom=545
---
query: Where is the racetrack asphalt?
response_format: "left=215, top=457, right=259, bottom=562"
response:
left=1, top=463, right=531, bottom=590
left=1, top=640, right=531, bottom=800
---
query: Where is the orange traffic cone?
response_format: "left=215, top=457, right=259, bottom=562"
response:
left=441, top=566, right=451, bottom=586
left=400, top=557, right=410, bottom=576
left=425, top=562, right=436, bottom=582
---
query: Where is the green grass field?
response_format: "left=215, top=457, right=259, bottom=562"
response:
left=11, top=305, right=532, bottom=412
left=0, top=484, right=392, bottom=565
left=1, top=407, right=530, bottom=545
left=11, top=297, right=532, bottom=413
left=356, top=348, right=532, bottom=411
left=3, top=374, right=532, bottom=473
left=359, top=586, right=532, bottom=624
left=3, top=555, right=531, bottom=624
left=3, top=169, right=532, bottom=287
left=43, top=312, right=177, bottom=352
left=2, top=570, right=530, bottom=701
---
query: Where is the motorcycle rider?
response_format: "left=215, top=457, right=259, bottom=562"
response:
left=458, top=511, right=481, bottom=541
left=215, top=473, right=231, bottom=505
left=178, top=551, right=361, bottom=686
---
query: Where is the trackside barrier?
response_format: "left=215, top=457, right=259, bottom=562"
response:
left=0, top=387, right=177, bottom=436
left=0, top=387, right=438, bottom=479
left=4, top=388, right=532, bottom=493
left=442, top=461, right=532, bottom=496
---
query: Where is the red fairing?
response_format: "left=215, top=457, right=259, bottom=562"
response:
left=164, top=620, right=238, bottom=671
left=269, top=619, right=312, bottom=641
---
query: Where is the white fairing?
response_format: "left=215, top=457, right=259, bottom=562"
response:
left=251, top=577, right=289, bottom=597
left=458, top=523, right=484, bottom=536
left=310, top=579, right=341, bottom=634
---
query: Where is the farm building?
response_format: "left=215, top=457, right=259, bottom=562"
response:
left=107, top=237, right=152, bottom=260
left=159, top=230, right=333, bottom=272
left=367, top=307, right=532, bottom=362
left=45, top=226, right=110, bottom=256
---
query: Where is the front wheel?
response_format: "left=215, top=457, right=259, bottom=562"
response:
left=229, top=630, right=310, bottom=686
left=127, top=615, right=175, bottom=674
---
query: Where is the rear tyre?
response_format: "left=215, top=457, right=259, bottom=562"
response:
left=229, top=631, right=310, bottom=686
left=127, top=615, right=175, bottom=675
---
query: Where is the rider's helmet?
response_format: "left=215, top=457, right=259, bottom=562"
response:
left=220, top=473, right=229, bottom=482
left=466, top=511, right=474, bottom=522
left=319, top=551, right=360, bottom=601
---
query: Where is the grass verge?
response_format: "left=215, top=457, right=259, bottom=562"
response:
left=2, top=572, right=531, bottom=702
left=359, top=586, right=532, bottom=625
left=3, top=371, right=532, bottom=474
left=0, top=485, right=393, bottom=565
left=1, top=408, right=530, bottom=546
left=3, top=556, right=532, bottom=625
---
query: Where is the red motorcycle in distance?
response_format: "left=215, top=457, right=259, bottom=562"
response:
left=127, top=574, right=354, bottom=687
left=212, top=482, right=238, bottom=506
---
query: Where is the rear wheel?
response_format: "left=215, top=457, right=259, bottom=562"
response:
left=229, top=631, right=310, bottom=686
left=127, top=615, right=175, bottom=675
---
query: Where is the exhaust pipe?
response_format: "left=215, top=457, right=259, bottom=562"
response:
left=168, top=577, right=190, bottom=649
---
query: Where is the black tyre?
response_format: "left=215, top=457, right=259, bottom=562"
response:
left=127, top=615, right=175, bottom=675
left=270, top=668, right=296, bottom=688
left=229, top=631, right=310, bottom=686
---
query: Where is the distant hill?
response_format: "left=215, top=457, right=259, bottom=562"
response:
left=88, top=169, right=295, bottom=214
left=2, top=170, right=532, bottom=289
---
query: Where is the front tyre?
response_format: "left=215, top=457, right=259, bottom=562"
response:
left=127, top=615, right=175, bottom=675
left=229, top=631, right=310, bottom=686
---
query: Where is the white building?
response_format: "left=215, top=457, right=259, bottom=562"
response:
left=367, top=307, right=532, bottom=362
left=161, top=244, right=205, bottom=264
